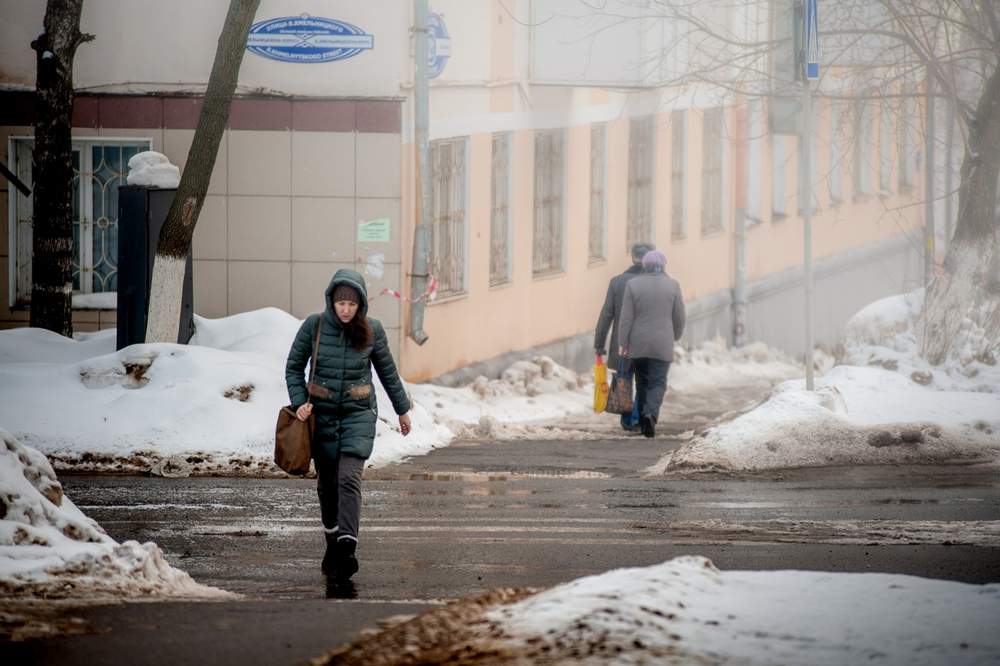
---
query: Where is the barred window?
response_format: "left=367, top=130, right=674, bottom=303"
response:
left=701, top=107, right=724, bottom=234
left=898, top=94, right=916, bottom=188
left=430, top=137, right=468, bottom=297
left=8, top=136, right=150, bottom=306
left=490, top=132, right=512, bottom=286
left=853, top=98, right=872, bottom=196
left=773, top=134, right=788, bottom=217
left=798, top=117, right=819, bottom=214
left=671, top=110, right=686, bottom=239
left=589, top=123, right=607, bottom=263
left=879, top=100, right=893, bottom=194
left=746, top=102, right=763, bottom=224
left=829, top=100, right=845, bottom=202
left=532, top=129, right=565, bottom=275
left=627, top=116, right=655, bottom=248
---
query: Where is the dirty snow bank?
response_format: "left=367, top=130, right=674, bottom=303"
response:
left=317, top=556, right=1000, bottom=665
left=0, top=309, right=586, bottom=473
left=488, top=556, right=1000, bottom=665
left=842, top=288, right=1000, bottom=393
left=652, top=365, right=1000, bottom=473
left=0, top=428, right=226, bottom=598
left=670, top=337, right=825, bottom=392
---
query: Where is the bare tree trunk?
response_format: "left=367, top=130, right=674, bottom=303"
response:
left=144, top=0, right=259, bottom=344
left=922, top=61, right=1000, bottom=364
left=29, top=0, right=93, bottom=336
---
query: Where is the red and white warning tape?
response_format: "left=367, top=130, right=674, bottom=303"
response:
left=379, top=274, right=438, bottom=303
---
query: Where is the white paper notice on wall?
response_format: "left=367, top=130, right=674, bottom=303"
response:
left=364, top=253, right=385, bottom=280
left=358, top=217, right=391, bottom=243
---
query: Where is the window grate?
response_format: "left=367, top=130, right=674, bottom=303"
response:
left=532, top=129, right=565, bottom=275
left=589, top=123, right=607, bottom=262
left=627, top=116, right=655, bottom=248
left=701, top=107, right=724, bottom=234
left=430, top=137, right=468, bottom=297
left=671, top=110, right=686, bottom=238
left=490, top=133, right=512, bottom=286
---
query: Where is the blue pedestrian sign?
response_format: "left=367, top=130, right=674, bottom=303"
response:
left=246, top=15, right=374, bottom=63
left=804, top=0, right=819, bottom=80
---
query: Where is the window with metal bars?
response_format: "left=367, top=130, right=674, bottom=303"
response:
left=589, top=123, right=607, bottom=263
left=701, top=107, right=724, bottom=234
left=898, top=94, right=916, bottom=188
left=532, top=129, right=565, bottom=275
left=879, top=100, right=893, bottom=194
left=490, top=132, right=512, bottom=286
left=430, top=137, right=468, bottom=297
left=853, top=97, right=872, bottom=196
left=8, top=136, right=150, bottom=306
left=671, top=110, right=686, bottom=239
left=627, top=116, right=655, bottom=248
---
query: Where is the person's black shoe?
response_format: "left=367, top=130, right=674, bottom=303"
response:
left=335, top=537, right=359, bottom=582
left=641, top=415, right=656, bottom=438
left=321, top=532, right=338, bottom=574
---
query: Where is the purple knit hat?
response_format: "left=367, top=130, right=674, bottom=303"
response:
left=641, top=250, right=667, bottom=269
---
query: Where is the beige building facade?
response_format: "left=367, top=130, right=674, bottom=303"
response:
left=1, top=0, right=924, bottom=381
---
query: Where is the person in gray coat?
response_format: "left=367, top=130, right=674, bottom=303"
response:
left=618, top=250, right=686, bottom=438
left=594, top=243, right=653, bottom=431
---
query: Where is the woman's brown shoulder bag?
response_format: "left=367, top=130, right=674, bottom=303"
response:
left=274, top=318, right=322, bottom=475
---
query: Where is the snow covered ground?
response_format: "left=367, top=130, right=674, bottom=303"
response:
left=0, top=428, right=226, bottom=599
left=655, top=290, right=1000, bottom=474
left=0, top=309, right=591, bottom=474
left=319, top=556, right=1000, bottom=665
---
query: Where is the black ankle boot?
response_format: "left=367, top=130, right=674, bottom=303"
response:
left=321, top=532, right=338, bottom=574
left=336, top=537, right=359, bottom=581
left=641, top=415, right=656, bottom=438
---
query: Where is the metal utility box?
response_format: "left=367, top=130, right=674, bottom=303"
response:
left=116, top=186, right=193, bottom=349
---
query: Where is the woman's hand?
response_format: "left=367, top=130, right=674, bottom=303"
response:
left=618, top=345, right=628, bottom=358
left=398, top=413, right=412, bottom=436
left=295, top=403, right=313, bottom=422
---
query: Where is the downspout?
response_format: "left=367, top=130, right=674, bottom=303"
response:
left=732, top=104, right=749, bottom=348
left=409, top=0, right=431, bottom=345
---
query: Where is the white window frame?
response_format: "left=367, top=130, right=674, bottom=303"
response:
left=8, top=135, right=152, bottom=308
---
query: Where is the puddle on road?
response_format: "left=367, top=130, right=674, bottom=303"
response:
left=406, top=470, right=611, bottom=482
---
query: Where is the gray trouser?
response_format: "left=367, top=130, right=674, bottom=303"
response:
left=315, top=452, right=365, bottom=540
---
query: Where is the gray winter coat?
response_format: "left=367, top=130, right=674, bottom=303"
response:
left=618, top=272, right=686, bottom=362
left=285, top=269, right=411, bottom=460
left=594, top=264, right=644, bottom=368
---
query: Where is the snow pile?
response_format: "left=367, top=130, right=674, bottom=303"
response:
left=125, top=151, right=180, bottom=189
left=317, top=556, right=1000, bottom=665
left=670, top=337, right=819, bottom=393
left=0, top=309, right=588, bottom=473
left=0, top=428, right=226, bottom=598
left=653, top=365, right=1000, bottom=472
left=486, top=556, right=1000, bottom=664
left=843, top=288, right=1000, bottom=393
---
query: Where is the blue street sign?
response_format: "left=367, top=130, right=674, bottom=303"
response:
left=427, top=10, right=451, bottom=79
left=246, top=15, right=374, bottom=63
left=805, top=0, right=819, bottom=80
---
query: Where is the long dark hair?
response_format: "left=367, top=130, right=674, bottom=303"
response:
left=343, top=313, right=373, bottom=351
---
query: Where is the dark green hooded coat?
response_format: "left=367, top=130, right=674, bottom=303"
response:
left=285, top=269, right=411, bottom=460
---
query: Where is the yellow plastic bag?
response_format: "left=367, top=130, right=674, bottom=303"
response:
left=593, top=354, right=609, bottom=413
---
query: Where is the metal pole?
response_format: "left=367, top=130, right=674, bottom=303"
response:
left=409, top=0, right=430, bottom=345
left=802, top=79, right=815, bottom=390
left=924, top=74, right=936, bottom=286
left=733, top=206, right=748, bottom=348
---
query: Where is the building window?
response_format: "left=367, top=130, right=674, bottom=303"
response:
left=627, top=116, right=655, bottom=247
left=701, top=107, right=724, bottom=234
left=671, top=110, right=686, bottom=238
left=773, top=134, right=787, bottom=218
left=798, top=120, right=819, bottom=214
left=589, top=123, right=607, bottom=263
left=8, top=137, right=150, bottom=306
left=829, top=101, right=845, bottom=203
left=430, top=137, right=468, bottom=298
left=879, top=100, right=893, bottom=194
left=490, top=133, right=512, bottom=286
left=898, top=94, right=916, bottom=188
left=746, top=101, right=763, bottom=224
left=532, top=129, right=565, bottom=275
left=853, top=98, right=872, bottom=197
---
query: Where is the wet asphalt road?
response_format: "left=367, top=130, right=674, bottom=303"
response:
left=5, top=431, right=1000, bottom=665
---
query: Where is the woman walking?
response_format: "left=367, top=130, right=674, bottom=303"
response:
left=618, top=250, right=686, bottom=438
left=285, top=269, right=412, bottom=581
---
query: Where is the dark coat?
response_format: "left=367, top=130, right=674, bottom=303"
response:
left=619, top=272, right=686, bottom=362
left=285, top=269, right=411, bottom=460
left=594, top=264, right=644, bottom=368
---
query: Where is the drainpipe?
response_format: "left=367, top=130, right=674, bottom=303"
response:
left=409, top=0, right=431, bottom=345
left=733, top=208, right=748, bottom=348
left=923, top=74, right=935, bottom=287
